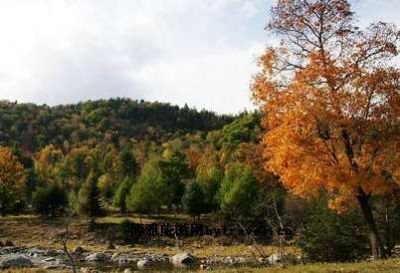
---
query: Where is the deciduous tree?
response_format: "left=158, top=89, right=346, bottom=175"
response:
left=0, top=147, right=27, bottom=216
left=252, top=0, right=400, bottom=258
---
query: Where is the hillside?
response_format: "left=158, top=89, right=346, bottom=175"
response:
left=0, top=98, right=234, bottom=153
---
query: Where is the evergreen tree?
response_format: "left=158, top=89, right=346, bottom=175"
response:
left=219, top=163, right=258, bottom=219
left=196, top=155, right=223, bottom=213
left=181, top=180, right=207, bottom=221
left=159, top=150, right=191, bottom=211
left=112, top=176, right=133, bottom=213
left=78, top=171, right=104, bottom=217
left=126, top=159, right=171, bottom=214
left=98, top=173, right=117, bottom=203
left=118, top=148, right=139, bottom=177
left=299, top=194, right=368, bottom=262
left=32, top=183, right=68, bottom=217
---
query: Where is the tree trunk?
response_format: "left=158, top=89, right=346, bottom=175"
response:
left=356, top=188, right=385, bottom=259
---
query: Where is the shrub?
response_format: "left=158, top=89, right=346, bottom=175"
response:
left=299, top=194, right=369, bottom=262
left=32, top=184, right=68, bottom=217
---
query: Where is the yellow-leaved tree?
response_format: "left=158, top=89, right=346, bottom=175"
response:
left=252, top=0, right=400, bottom=259
left=0, top=146, right=26, bottom=216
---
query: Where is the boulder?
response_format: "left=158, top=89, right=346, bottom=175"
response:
left=85, top=252, right=110, bottom=262
left=42, top=257, right=56, bottom=262
left=137, top=259, right=155, bottom=269
left=27, top=248, right=47, bottom=257
left=171, top=253, right=196, bottom=268
left=267, top=253, right=282, bottom=265
left=73, top=246, right=86, bottom=255
left=0, top=255, right=33, bottom=268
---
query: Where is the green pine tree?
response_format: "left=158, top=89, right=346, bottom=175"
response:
left=181, top=180, right=207, bottom=221
left=78, top=171, right=104, bottom=218
left=112, top=176, right=134, bottom=213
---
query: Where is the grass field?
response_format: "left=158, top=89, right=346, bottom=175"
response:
left=0, top=214, right=299, bottom=258
left=2, top=215, right=398, bottom=272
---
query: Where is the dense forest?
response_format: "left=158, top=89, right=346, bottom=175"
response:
left=1, top=98, right=400, bottom=263
left=0, top=98, right=234, bottom=153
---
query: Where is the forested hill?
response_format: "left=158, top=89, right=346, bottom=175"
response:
left=0, top=98, right=235, bottom=152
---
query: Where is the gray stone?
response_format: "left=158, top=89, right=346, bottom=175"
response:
left=267, top=253, right=282, bottom=265
left=73, top=246, right=86, bottom=255
left=27, top=248, right=47, bottom=256
left=44, top=264, right=62, bottom=269
left=43, top=257, right=56, bottom=262
left=0, top=255, right=33, bottom=268
left=171, top=253, right=196, bottom=268
left=85, top=252, right=110, bottom=262
left=42, top=257, right=56, bottom=262
left=137, top=259, right=155, bottom=269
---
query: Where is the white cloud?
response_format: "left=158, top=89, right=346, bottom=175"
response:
left=0, top=0, right=397, bottom=113
left=133, top=42, right=265, bottom=114
left=0, top=0, right=270, bottom=113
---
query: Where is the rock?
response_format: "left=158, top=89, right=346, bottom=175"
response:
left=258, top=257, right=268, bottom=263
left=0, top=255, right=33, bottom=268
left=42, top=257, right=56, bottom=262
left=137, top=259, right=155, bottom=269
left=124, top=269, right=133, bottom=273
left=171, top=253, right=196, bottom=268
left=224, top=256, right=234, bottom=265
left=267, top=253, right=282, bottom=265
left=85, top=252, right=110, bottom=262
left=80, top=267, right=98, bottom=273
left=200, top=264, right=211, bottom=270
left=110, top=253, right=120, bottom=261
left=44, top=264, right=62, bottom=269
left=73, top=246, right=86, bottom=255
left=27, top=248, right=47, bottom=256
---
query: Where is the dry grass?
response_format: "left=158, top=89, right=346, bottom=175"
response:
left=1, top=259, right=400, bottom=273
left=0, top=215, right=299, bottom=258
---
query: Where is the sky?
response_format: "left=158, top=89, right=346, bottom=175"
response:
left=0, top=0, right=399, bottom=114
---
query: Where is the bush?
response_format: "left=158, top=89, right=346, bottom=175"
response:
left=120, top=219, right=134, bottom=243
left=32, top=184, right=68, bottom=216
left=299, top=194, right=369, bottom=262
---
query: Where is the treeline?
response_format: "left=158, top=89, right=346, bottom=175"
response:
left=1, top=99, right=400, bottom=262
left=0, top=98, right=234, bottom=153
left=0, top=108, right=263, bottom=219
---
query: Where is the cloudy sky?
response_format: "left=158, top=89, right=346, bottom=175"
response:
left=0, top=0, right=399, bottom=114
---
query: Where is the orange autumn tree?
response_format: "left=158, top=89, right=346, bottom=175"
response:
left=0, top=147, right=27, bottom=216
left=252, top=0, right=400, bottom=259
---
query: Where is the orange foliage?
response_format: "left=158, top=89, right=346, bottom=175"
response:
left=0, top=146, right=27, bottom=200
left=252, top=0, right=400, bottom=212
